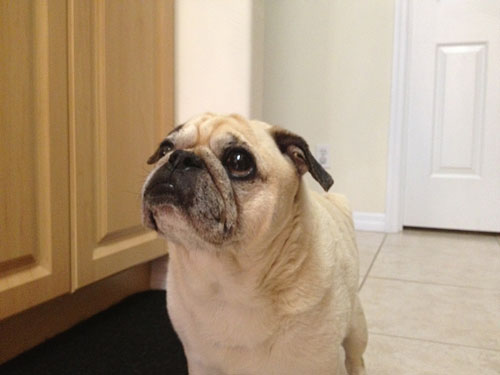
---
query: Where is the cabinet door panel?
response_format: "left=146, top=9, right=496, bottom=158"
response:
left=0, top=0, right=70, bottom=319
left=70, top=0, right=174, bottom=289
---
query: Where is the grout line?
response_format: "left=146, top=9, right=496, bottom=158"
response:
left=368, top=276, right=500, bottom=292
left=496, top=236, right=500, bottom=248
left=369, top=331, right=500, bottom=353
left=359, top=234, right=387, bottom=291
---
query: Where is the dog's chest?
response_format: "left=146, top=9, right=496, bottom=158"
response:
left=167, top=254, right=275, bottom=350
left=167, top=269, right=343, bottom=375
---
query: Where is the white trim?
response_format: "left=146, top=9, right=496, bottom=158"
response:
left=385, top=0, right=411, bottom=233
left=353, top=212, right=386, bottom=232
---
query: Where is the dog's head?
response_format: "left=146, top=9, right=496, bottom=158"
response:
left=142, top=113, right=333, bottom=249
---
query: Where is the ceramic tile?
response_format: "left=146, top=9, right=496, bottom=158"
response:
left=384, top=228, right=498, bottom=250
left=371, top=232, right=500, bottom=290
left=359, top=278, right=500, bottom=351
left=355, top=231, right=385, bottom=283
left=355, top=231, right=385, bottom=248
left=364, top=333, right=500, bottom=375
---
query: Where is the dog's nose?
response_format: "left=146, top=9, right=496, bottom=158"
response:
left=169, top=150, right=204, bottom=170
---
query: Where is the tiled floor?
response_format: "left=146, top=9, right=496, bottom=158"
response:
left=354, top=229, right=500, bottom=375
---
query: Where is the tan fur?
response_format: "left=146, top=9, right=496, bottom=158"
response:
left=143, top=114, right=368, bottom=375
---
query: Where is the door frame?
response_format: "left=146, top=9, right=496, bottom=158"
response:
left=385, top=0, right=411, bottom=232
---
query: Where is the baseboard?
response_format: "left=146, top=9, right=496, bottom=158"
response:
left=353, top=212, right=386, bottom=232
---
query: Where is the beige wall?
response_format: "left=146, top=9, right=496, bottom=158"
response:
left=175, top=0, right=396, bottom=215
left=263, top=0, right=395, bottom=214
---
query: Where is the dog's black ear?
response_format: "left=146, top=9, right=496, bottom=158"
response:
left=147, top=146, right=163, bottom=165
left=147, top=139, right=174, bottom=165
left=147, top=125, right=184, bottom=164
left=272, top=127, right=333, bottom=191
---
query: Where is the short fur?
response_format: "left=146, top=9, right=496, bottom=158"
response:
left=142, top=113, right=368, bottom=375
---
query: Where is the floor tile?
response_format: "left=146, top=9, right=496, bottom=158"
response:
left=355, top=231, right=385, bottom=247
left=364, top=333, right=500, bottom=375
left=371, top=231, right=500, bottom=290
left=359, top=278, right=500, bottom=351
left=384, top=229, right=498, bottom=250
left=355, top=231, right=385, bottom=283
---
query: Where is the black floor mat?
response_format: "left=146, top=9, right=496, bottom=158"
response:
left=0, top=290, right=188, bottom=375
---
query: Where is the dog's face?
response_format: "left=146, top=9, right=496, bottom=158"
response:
left=142, top=113, right=332, bottom=249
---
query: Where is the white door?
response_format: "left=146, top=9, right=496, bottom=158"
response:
left=404, top=0, right=500, bottom=232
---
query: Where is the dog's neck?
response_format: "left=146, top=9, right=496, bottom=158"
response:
left=167, top=183, right=326, bottom=314
left=249, top=184, right=326, bottom=313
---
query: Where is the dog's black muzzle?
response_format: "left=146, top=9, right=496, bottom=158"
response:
left=143, top=150, right=205, bottom=209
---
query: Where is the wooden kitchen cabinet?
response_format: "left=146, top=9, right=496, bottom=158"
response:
left=0, top=0, right=71, bottom=320
left=0, top=0, right=173, bottom=320
left=69, top=0, right=173, bottom=289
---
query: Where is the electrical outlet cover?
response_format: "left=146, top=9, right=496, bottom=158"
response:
left=316, top=144, right=330, bottom=169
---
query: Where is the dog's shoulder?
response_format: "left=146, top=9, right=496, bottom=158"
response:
left=323, top=192, right=353, bottom=219
left=310, top=191, right=354, bottom=226
left=309, top=191, right=357, bottom=261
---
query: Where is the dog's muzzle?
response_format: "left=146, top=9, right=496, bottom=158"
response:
left=143, top=150, right=205, bottom=230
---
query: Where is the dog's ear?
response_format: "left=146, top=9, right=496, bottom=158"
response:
left=147, top=146, right=163, bottom=165
left=147, top=139, right=174, bottom=165
left=147, top=125, right=184, bottom=164
left=271, top=127, right=333, bottom=191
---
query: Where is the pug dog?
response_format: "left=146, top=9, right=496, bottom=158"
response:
left=142, top=113, right=368, bottom=375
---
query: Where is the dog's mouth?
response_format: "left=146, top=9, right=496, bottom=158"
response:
left=142, top=201, right=177, bottom=232
left=144, top=182, right=176, bottom=202
left=142, top=181, right=178, bottom=232
left=147, top=209, right=158, bottom=231
left=142, top=202, right=159, bottom=232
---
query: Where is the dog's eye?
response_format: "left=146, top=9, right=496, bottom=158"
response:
left=223, top=148, right=256, bottom=179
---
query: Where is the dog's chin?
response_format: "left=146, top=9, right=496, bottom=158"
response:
left=142, top=203, right=210, bottom=247
left=142, top=203, right=174, bottom=233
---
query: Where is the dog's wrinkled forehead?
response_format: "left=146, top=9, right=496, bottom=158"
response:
left=168, top=113, right=262, bottom=153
